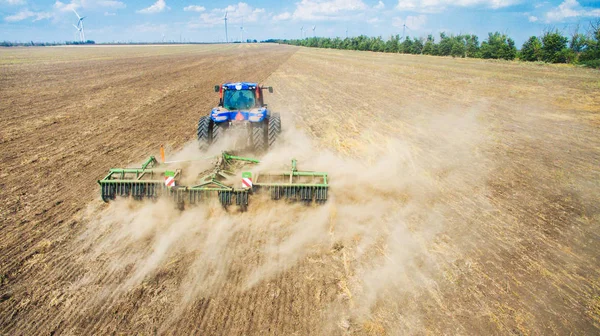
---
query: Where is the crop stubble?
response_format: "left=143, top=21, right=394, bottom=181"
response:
left=1, top=45, right=599, bottom=335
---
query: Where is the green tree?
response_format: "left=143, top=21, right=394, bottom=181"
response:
left=438, top=32, right=452, bottom=56
left=465, top=35, right=480, bottom=58
left=422, top=34, right=435, bottom=55
left=580, top=20, right=600, bottom=64
left=480, top=32, right=517, bottom=60
left=371, top=36, right=386, bottom=52
left=411, top=37, right=424, bottom=54
left=541, top=30, right=569, bottom=63
left=385, top=34, right=400, bottom=53
left=399, top=37, right=413, bottom=54
left=570, top=33, right=587, bottom=53
left=520, top=36, right=542, bottom=61
left=450, top=37, right=466, bottom=58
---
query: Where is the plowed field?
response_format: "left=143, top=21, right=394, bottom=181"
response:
left=1, top=44, right=599, bottom=335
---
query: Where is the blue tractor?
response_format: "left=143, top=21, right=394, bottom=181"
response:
left=197, top=82, right=281, bottom=151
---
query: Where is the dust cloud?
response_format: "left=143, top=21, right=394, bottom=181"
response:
left=77, top=108, right=492, bottom=332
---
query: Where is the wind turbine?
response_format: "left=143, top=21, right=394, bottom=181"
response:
left=240, top=17, right=244, bottom=43
left=345, top=28, right=348, bottom=39
left=312, top=25, right=316, bottom=37
left=72, top=9, right=85, bottom=42
left=402, top=23, right=410, bottom=41
left=72, top=23, right=81, bottom=41
left=300, top=26, right=304, bottom=39
left=224, top=11, right=228, bottom=43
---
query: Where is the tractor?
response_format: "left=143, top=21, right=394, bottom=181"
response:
left=197, top=82, right=281, bottom=152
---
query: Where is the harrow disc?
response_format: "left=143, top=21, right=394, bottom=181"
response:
left=98, top=152, right=328, bottom=210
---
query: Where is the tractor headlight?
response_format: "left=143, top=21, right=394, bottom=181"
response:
left=213, top=116, right=227, bottom=121
left=248, top=114, right=263, bottom=122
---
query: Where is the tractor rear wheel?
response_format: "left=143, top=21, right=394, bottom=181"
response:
left=197, top=116, right=212, bottom=150
left=252, top=122, right=267, bottom=152
left=267, top=112, right=281, bottom=148
left=212, top=121, right=227, bottom=145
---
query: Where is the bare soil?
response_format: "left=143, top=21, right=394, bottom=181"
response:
left=1, top=44, right=599, bottom=335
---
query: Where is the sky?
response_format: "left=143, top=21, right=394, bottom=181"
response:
left=1, top=0, right=599, bottom=45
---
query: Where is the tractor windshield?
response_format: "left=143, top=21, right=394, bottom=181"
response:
left=223, top=89, right=256, bottom=110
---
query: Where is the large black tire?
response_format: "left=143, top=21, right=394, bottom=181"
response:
left=212, top=121, right=227, bottom=145
left=197, top=116, right=212, bottom=150
left=252, top=122, right=267, bottom=152
left=267, top=112, right=281, bottom=148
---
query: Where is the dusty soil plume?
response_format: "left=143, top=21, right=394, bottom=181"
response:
left=1, top=44, right=600, bottom=335
left=0, top=44, right=297, bottom=334
left=266, top=48, right=600, bottom=334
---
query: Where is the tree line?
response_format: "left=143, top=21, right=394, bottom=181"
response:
left=268, top=21, right=600, bottom=69
left=0, top=40, right=95, bottom=47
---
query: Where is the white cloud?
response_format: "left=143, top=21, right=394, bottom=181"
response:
left=6, top=0, right=126, bottom=23
left=528, top=15, right=538, bottom=22
left=220, top=2, right=265, bottom=22
left=272, top=0, right=389, bottom=22
left=291, top=0, right=367, bottom=20
left=54, top=0, right=125, bottom=12
left=273, top=11, right=292, bottom=21
left=137, top=0, right=168, bottom=14
left=5, top=9, right=52, bottom=22
left=2, top=0, right=26, bottom=5
left=396, top=0, right=520, bottom=13
left=392, top=14, right=427, bottom=31
left=184, top=5, right=205, bottom=12
left=104, top=11, right=116, bottom=16
left=545, top=0, right=600, bottom=22
left=54, top=1, right=79, bottom=12
left=96, top=0, right=125, bottom=8
left=188, top=2, right=266, bottom=28
left=367, top=17, right=380, bottom=23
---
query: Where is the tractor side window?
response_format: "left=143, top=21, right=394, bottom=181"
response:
left=223, top=89, right=256, bottom=110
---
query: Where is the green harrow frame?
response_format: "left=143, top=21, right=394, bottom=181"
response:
left=98, top=152, right=328, bottom=210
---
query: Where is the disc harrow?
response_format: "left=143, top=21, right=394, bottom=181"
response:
left=98, top=152, right=328, bottom=210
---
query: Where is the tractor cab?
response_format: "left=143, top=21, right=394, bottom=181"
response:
left=198, top=82, right=280, bottom=152
left=215, top=82, right=273, bottom=111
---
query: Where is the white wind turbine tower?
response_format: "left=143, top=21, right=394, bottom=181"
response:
left=402, top=23, right=410, bottom=41
left=312, top=25, right=316, bottom=37
left=240, top=17, right=244, bottom=43
left=73, top=24, right=81, bottom=41
left=223, top=11, right=229, bottom=43
left=300, top=26, right=304, bottom=39
left=72, top=9, right=86, bottom=42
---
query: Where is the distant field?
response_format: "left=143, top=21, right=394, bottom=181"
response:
left=1, top=44, right=599, bottom=335
left=0, top=44, right=242, bottom=64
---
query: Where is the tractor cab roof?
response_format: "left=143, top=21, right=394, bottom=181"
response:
left=222, top=82, right=258, bottom=90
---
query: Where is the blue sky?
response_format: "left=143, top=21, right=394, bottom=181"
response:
left=1, top=0, right=599, bottom=45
